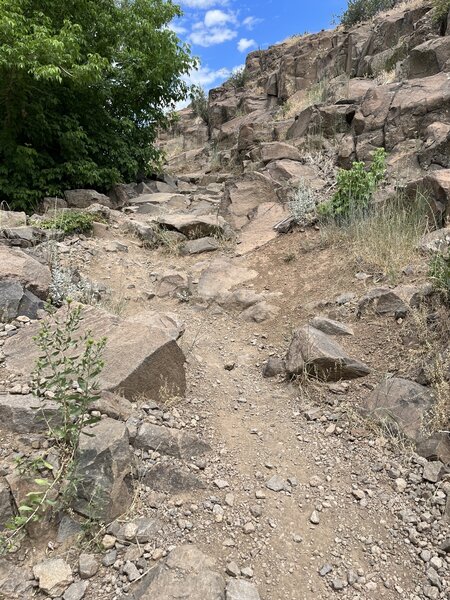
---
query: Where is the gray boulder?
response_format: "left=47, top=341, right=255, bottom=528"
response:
left=158, top=214, right=226, bottom=239
left=285, top=326, right=370, bottom=381
left=0, top=211, right=27, bottom=228
left=64, top=189, right=111, bottom=209
left=0, top=245, right=50, bottom=300
left=181, top=237, right=219, bottom=255
left=358, top=285, right=429, bottom=317
left=0, top=393, right=59, bottom=433
left=310, top=317, right=354, bottom=336
left=134, top=423, right=210, bottom=458
left=360, top=378, right=434, bottom=442
left=3, top=304, right=186, bottom=402
left=226, top=579, right=261, bottom=600
left=72, top=418, right=133, bottom=521
left=135, top=545, right=225, bottom=600
left=0, top=281, right=44, bottom=321
left=33, top=558, right=73, bottom=598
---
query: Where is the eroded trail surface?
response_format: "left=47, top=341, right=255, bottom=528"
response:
left=52, top=214, right=449, bottom=600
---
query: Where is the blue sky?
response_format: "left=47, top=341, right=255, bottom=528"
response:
left=172, top=0, right=349, bottom=90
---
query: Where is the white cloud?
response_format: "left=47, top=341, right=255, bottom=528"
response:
left=242, top=16, right=262, bottom=30
left=187, top=65, right=231, bottom=87
left=169, top=23, right=188, bottom=35
left=204, top=9, right=235, bottom=27
left=190, top=25, right=237, bottom=47
left=237, top=38, right=256, bottom=52
left=179, top=0, right=227, bottom=7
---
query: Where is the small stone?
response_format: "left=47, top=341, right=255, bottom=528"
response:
left=319, top=564, right=332, bottom=577
left=423, top=585, right=439, bottom=600
left=395, top=478, right=407, bottom=493
left=102, top=550, right=117, bottom=567
left=420, top=550, right=432, bottom=563
left=292, top=534, right=303, bottom=543
left=214, top=478, right=229, bottom=490
left=255, top=490, right=266, bottom=499
left=123, top=561, right=140, bottom=582
left=225, top=493, right=235, bottom=507
left=152, top=548, right=164, bottom=561
left=265, top=475, right=286, bottom=492
left=241, top=567, right=254, bottom=579
left=352, top=489, right=365, bottom=501
left=331, top=578, right=345, bottom=591
left=422, top=461, right=444, bottom=483
left=63, top=581, right=89, bottom=600
left=226, top=562, right=240, bottom=577
left=430, top=556, right=443, bottom=571
left=122, top=522, right=138, bottom=540
left=79, top=554, right=98, bottom=579
left=33, top=558, right=73, bottom=597
left=243, top=522, right=255, bottom=534
left=310, top=510, right=320, bottom=525
left=102, top=534, right=116, bottom=549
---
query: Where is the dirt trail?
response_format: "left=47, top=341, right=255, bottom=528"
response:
left=73, top=223, right=448, bottom=600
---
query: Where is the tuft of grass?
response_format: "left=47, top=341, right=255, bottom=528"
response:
left=429, top=251, right=450, bottom=302
left=320, top=191, right=431, bottom=282
left=34, top=211, right=97, bottom=235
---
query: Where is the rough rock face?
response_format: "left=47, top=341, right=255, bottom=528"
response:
left=64, top=189, right=111, bottom=209
left=0, top=245, right=51, bottom=301
left=285, top=326, right=370, bottom=381
left=72, top=418, right=133, bottom=520
left=360, top=377, right=435, bottom=442
left=3, top=305, right=186, bottom=402
left=0, top=393, right=60, bottom=433
left=135, top=545, right=225, bottom=600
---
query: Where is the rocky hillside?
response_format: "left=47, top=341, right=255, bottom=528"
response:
left=0, top=2, right=450, bottom=600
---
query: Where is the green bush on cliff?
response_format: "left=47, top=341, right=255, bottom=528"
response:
left=432, top=0, right=450, bottom=23
left=340, top=0, right=394, bottom=27
left=0, top=0, right=196, bottom=210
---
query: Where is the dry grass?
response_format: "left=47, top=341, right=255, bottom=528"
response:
left=319, top=192, right=431, bottom=282
left=276, top=79, right=330, bottom=121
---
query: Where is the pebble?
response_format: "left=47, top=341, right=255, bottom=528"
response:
left=310, top=510, right=320, bottom=525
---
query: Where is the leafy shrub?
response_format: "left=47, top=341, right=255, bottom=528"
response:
left=0, top=1, right=196, bottom=210
left=318, top=148, right=387, bottom=223
left=190, top=85, right=209, bottom=124
left=0, top=303, right=106, bottom=552
left=226, top=67, right=248, bottom=89
left=340, top=0, right=394, bottom=27
left=432, top=0, right=450, bottom=22
left=429, top=252, right=450, bottom=300
left=35, top=211, right=96, bottom=235
left=288, top=180, right=316, bottom=224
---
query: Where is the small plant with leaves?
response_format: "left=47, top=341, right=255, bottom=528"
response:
left=288, top=179, right=316, bottom=224
left=318, top=147, right=387, bottom=223
left=190, top=85, right=209, bottom=124
left=432, top=0, right=450, bottom=23
left=0, top=302, right=106, bottom=553
left=225, top=66, right=248, bottom=89
left=34, top=211, right=97, bottom=235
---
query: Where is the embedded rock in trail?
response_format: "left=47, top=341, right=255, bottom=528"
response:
left=236, top=202, right=289, bottom=256
left=221, top=172, right=279, bottom=230
left=33, top=558, right=73, bottom=598
left=0, top=245, right=51, bottom=300
left=126, top=310, right=185, bottom=341
left=226, top=579, right=261, bottom=600
left=285, top=326, right=370, bottom=381
left=197, top=259, right=258, bottom=302
left=134, top=423, right=210, bottom=458
left=358, top=285, right=429, bottom=317
left=360, top=377, right=435, bottom=443
left=143, top=463, right=205, bottom=492
left=72, top=418, right=132, bottom=521
left=3, top=305, right=186, bottom=402
left=132, top=545, right=225, bottom=600
left=181, top=236, right=219, bottom=255
left=158, top=214, right=227, bottom=239
left=0, top=393, right=59, bottom=433
left=310, top=316, right=354, bottom=336
left=64, top=189, right=111, bottom=209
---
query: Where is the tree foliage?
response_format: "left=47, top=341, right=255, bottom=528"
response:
left=189, top=85, right=209, bottom=124
left=0, top=0, right=196, bottom=209
left=340, top=0, right=394, bottom=27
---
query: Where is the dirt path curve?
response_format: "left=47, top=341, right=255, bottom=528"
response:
left=78, top=225, right=448, bottom=600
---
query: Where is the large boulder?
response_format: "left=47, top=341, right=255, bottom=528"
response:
left=0, top=211, right=27, bottom=228
left=158, top=214, right=227, bottom=239
left=3, top=305, right=186, bottom=402
left=72, top=418, right=133, bottom=520
left=221, top=172, right=279, bottom=229
left=0, top=245, right=50, bottom=300
left=407, top=37, right=450, bottom=79
left=285, top=326, right=370, bottom=381
left=64, top=189, right=111, bottom=209
left=0, top=281, right=44, bottom=321
left=134, top=545, right=225, bottom=600
left=134, top=424, right=210, bottom=458
left=260, top=142, right=302, bottom=163
left=0, top=393, right=59, bottom=433
left=360, top=378, right=434, bottom=442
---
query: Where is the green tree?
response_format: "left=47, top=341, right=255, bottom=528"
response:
left=0, top=0, right=196, bottom=209
left=340, top=0, right=394, bottom=27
